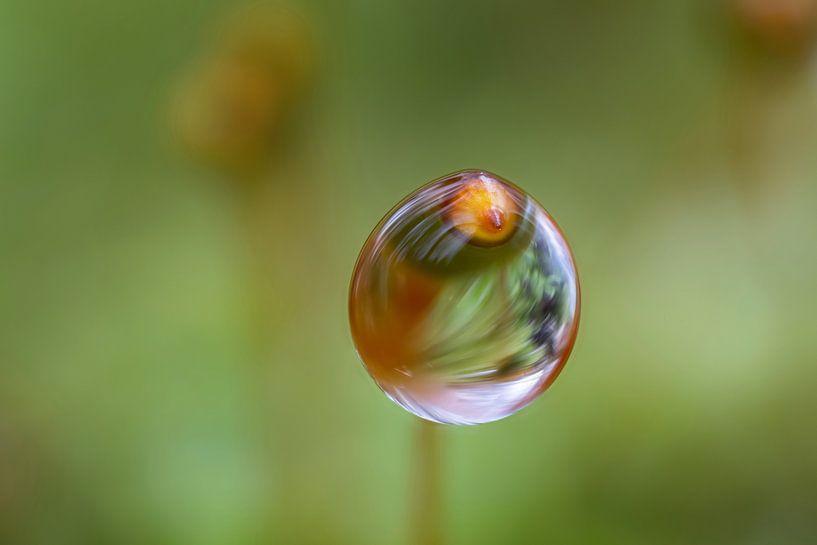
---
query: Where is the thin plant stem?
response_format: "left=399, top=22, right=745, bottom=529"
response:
left=412, top=418, right=443, bottom=545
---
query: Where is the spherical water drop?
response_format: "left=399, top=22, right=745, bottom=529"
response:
left=349, top=170, right=580, bottom=425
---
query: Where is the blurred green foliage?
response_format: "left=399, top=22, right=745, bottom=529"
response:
left=1, top=0, right=817, bottom=544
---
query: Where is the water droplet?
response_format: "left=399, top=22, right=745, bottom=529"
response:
left=349, top=170, right=580, bottom=425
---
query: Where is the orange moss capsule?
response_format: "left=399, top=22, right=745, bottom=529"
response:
left=445, top=176, right=519, bottom=246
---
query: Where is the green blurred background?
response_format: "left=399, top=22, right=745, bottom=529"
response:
left=2, top=0, right=817, bottom=543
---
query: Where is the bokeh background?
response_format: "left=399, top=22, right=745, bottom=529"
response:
left=2, top=0, right=817, bottom=544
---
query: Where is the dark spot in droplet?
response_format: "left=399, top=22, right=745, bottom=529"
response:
left=484, top=207, right=505, bottom=231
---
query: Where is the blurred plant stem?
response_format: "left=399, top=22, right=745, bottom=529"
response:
left=230, top=166, right=324, bottom=538
left=413, top=418, right=443, bottom=545
left=231, top=168, right=308, bottom=352
left=234, top=176, right=276, bottom=352
left=723, top=4, right=817, bottom=205
left=723, top=61, right=798, bottom=200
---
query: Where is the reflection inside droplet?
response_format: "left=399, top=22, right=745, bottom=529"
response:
left=349, top=170, right=580, bottom=425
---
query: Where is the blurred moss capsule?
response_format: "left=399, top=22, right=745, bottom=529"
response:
left=171, top=3, right=313, bottom=174
left=730, top=0, right=817, bottom=55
